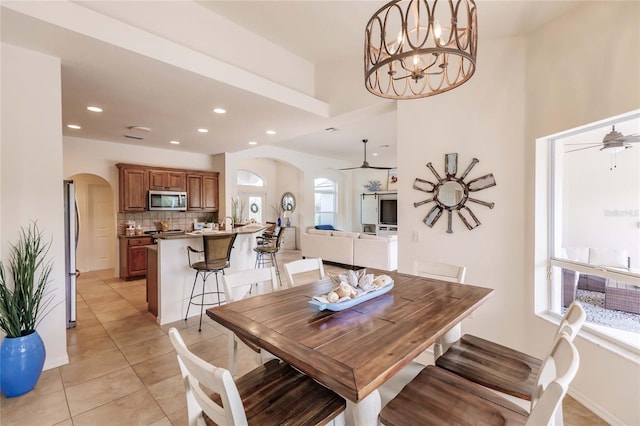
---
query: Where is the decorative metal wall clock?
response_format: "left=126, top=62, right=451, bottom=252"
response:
left=413, top=153, right=496, bottom=233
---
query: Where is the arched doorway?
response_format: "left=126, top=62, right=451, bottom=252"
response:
left=68, top=173, right=116, bottom=273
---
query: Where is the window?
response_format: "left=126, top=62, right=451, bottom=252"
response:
left=314, top=178, right=336, bottom=226
left=237, top=170, right=264, bottom=186
left=542, top=111, right=640, bottom=348
left=237, top=170, right=265, bottom=223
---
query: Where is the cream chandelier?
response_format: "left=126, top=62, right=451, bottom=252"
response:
left=365, top=0, right=478, bottom=99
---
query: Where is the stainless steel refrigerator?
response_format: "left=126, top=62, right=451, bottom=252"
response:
left=64, top=180, right=79, bottom=329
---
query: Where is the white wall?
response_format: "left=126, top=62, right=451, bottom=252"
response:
left=1, top=44, right=68, bottom=369
left=397, top=36, right=527, bottom=349
left=227, top=145, right=352, bottom=231
left=525, top=2, right=640, bottom=424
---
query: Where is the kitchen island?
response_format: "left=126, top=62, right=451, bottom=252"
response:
left=153, top=224, right=266, bottom=325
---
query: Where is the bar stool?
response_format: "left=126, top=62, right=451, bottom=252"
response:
left=253, top=227, right=284, bottom=286
left=186, top=233, right=237, bottom=331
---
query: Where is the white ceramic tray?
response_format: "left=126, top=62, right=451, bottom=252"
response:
left=308, top=281, right=394, bottom=311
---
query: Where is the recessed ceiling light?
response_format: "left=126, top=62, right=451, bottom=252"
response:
left=170, top=140, right=180, bottom=145
left=266, top=130, right=276, bottom=135
left=380, top=144, right=390, bottom=148
left=87, top=106, right=103, bottom=112
left=325, top=127, right=337, bottom=132
left=248, top=141, right=258, bottom=145
left=213, top=108, right=226, bottom=114
left=197, top=128, right=209, bottom=133
left=67, top=124, right=81, bottom=129
left=372, top=153, right=378, bottom=156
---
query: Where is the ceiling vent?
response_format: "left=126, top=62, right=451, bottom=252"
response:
left=124, top=134, right=144, bottom=140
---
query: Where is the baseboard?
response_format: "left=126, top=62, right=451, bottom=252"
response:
left=568, top=387, right=623, bottom=425
left=44, top=353, right=69, bottom=370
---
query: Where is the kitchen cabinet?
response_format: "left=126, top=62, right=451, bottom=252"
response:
left=117, top=164, right=147, bottom=212
left=117, top=163, right=219, bottom=213
left=146, top=246, right=158, bottom=316
left=148, top=170, right=186, bottom=191
left=187, top=172, right=219, bottom=212
left=119, top=236, right=153, bottom=280
left=282, top=226, right=297, bottom=250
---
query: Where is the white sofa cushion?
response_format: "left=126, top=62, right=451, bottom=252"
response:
left=301, top=231, right=354, bottom=265
left=332, top=231, right=360, bottom=239
left=564, top=247, right=589, bottom=263
left=589, top=248, right=629, bottom=269
left=358, top=233, right=385, bottom=241
left=353, top=235, right=398, bottom=271
left=307, top=228, right=333, bottom=236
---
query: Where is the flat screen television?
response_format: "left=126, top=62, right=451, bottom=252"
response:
left=379, top=199, right=398, bottom=225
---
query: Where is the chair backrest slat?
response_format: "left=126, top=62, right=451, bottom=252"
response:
left=284, top=258, right=325, bottom=287
left=413, top=260, right=466, bottom=283
left=169, top=328, right=247, bottom=426
left=222, top=267, right=278, bottom=301
left=527, top=334, right=580, bottom=425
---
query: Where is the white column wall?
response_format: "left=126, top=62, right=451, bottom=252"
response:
left=1, top=43, right=68, bottom=369
left=525, top=2, right=640, bottom=424
left=397, top=36, right=527, bottom=348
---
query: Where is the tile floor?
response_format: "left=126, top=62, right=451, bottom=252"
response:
left=0, top=249, right=606, bottom=426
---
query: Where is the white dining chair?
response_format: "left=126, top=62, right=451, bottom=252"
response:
left=168, top=327, right=346, bottom=426
left=378, top=260, right=467, bottom=408
left=221, top=267, right=278, bottom=377
left=436, top=300, right=586, bottom=422
left=380, top=333, right=580, bottom=426
left=412, top=259, right=467, bottom=360
left=284, top=258, right=326, bottom=287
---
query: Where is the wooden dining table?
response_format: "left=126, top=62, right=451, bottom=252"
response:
left=206, top=269, right=494, bottom=425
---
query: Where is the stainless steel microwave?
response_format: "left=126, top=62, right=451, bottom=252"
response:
left=148, top=191, right=187, bottom=211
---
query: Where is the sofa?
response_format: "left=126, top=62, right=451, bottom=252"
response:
left=561, top=247, right=631, bottom=307
left=301, top=227, right=398, bottom=271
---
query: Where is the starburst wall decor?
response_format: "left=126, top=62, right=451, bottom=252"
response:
left=413, top=153, right=496, bottom=233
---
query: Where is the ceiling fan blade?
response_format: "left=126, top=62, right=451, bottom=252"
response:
left=564, top=142, right=602, bottom=146
left=618, top=134, right=640, bottom=142
left=368, top=166, right=393, bottom=170
left=340, top=138, right=394, bottom=170
left=339, top=166, right=365, bottom=170
left=565, top=145, right=600, bottom=153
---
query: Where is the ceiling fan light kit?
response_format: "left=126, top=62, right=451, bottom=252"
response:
left=566, top=125, right=640, bottom=154
left=364, top=0, right=478, bottom=99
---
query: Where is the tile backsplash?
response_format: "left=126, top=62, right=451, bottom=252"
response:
left=117, top=211, right=217, bottom=235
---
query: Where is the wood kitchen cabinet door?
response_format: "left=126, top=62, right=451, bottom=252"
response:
left=187, top=174, right=203, bottom=210
left=202, top=174, right=218, bottom=211
left=118, top=165, right=147, bottom=212
left=119, top=237, right=153, bottom=279
left=187, top=173, right=219, bottom=212
left=149, top=170, right=186, bottom=191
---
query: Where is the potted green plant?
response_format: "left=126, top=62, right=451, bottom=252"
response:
left=0, top=223, right=54, bottom=397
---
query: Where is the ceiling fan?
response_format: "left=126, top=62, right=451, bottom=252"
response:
left=566, top=125, right=640, bottom=154
left=340, top=139, right=393, bottom=170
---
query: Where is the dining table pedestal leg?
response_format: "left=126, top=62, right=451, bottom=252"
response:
left=346, top=390, right=381, bottom=426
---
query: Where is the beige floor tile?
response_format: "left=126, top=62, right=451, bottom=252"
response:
left=563, top=395, right=608, bottom=426
left=149, top=417, right=173, bottom=426
left=107, top=321, right=167, bottom=348
left=72, top=388, right=165, bottom=426
left=66, top=323, right=109, bottom=346
left=60, top=348, right=129, bottom=387
left=0, top=388, right=69, bottom=426
left=166, top=407, right=189, bottom=426
left=172, top=322, right=224, bottom=346
left=52, top=420, right=73, bottom=426
left=67, top=333, right=118, bottom=363
left=91, top=302, right=142, bottom=323
left=81, top=289, right=127, bottom=305
left=146, top=374, right=187, bottom=416
left=65, top=366, right=145, bottom=416
left=132, top=351, right=182, bottom=387
left=102, top=313, right=158, bottom=334
left=184, top=336, right=228, bottom=364
left=120, top=334, right=175, bottom=365
left=32, top=367, right=65, bottom=395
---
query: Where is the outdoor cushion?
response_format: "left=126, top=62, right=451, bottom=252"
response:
left=315, top=224, right=338, bottom=231
left=589, top=248, right=629, bottom=269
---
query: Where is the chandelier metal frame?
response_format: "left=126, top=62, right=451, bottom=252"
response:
left=365, top=0, right=478, bottom=99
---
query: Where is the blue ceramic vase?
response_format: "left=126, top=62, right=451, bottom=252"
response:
left=1, top=331, right=46, bottom=397
left=277, top=217, right=282, bottom=227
